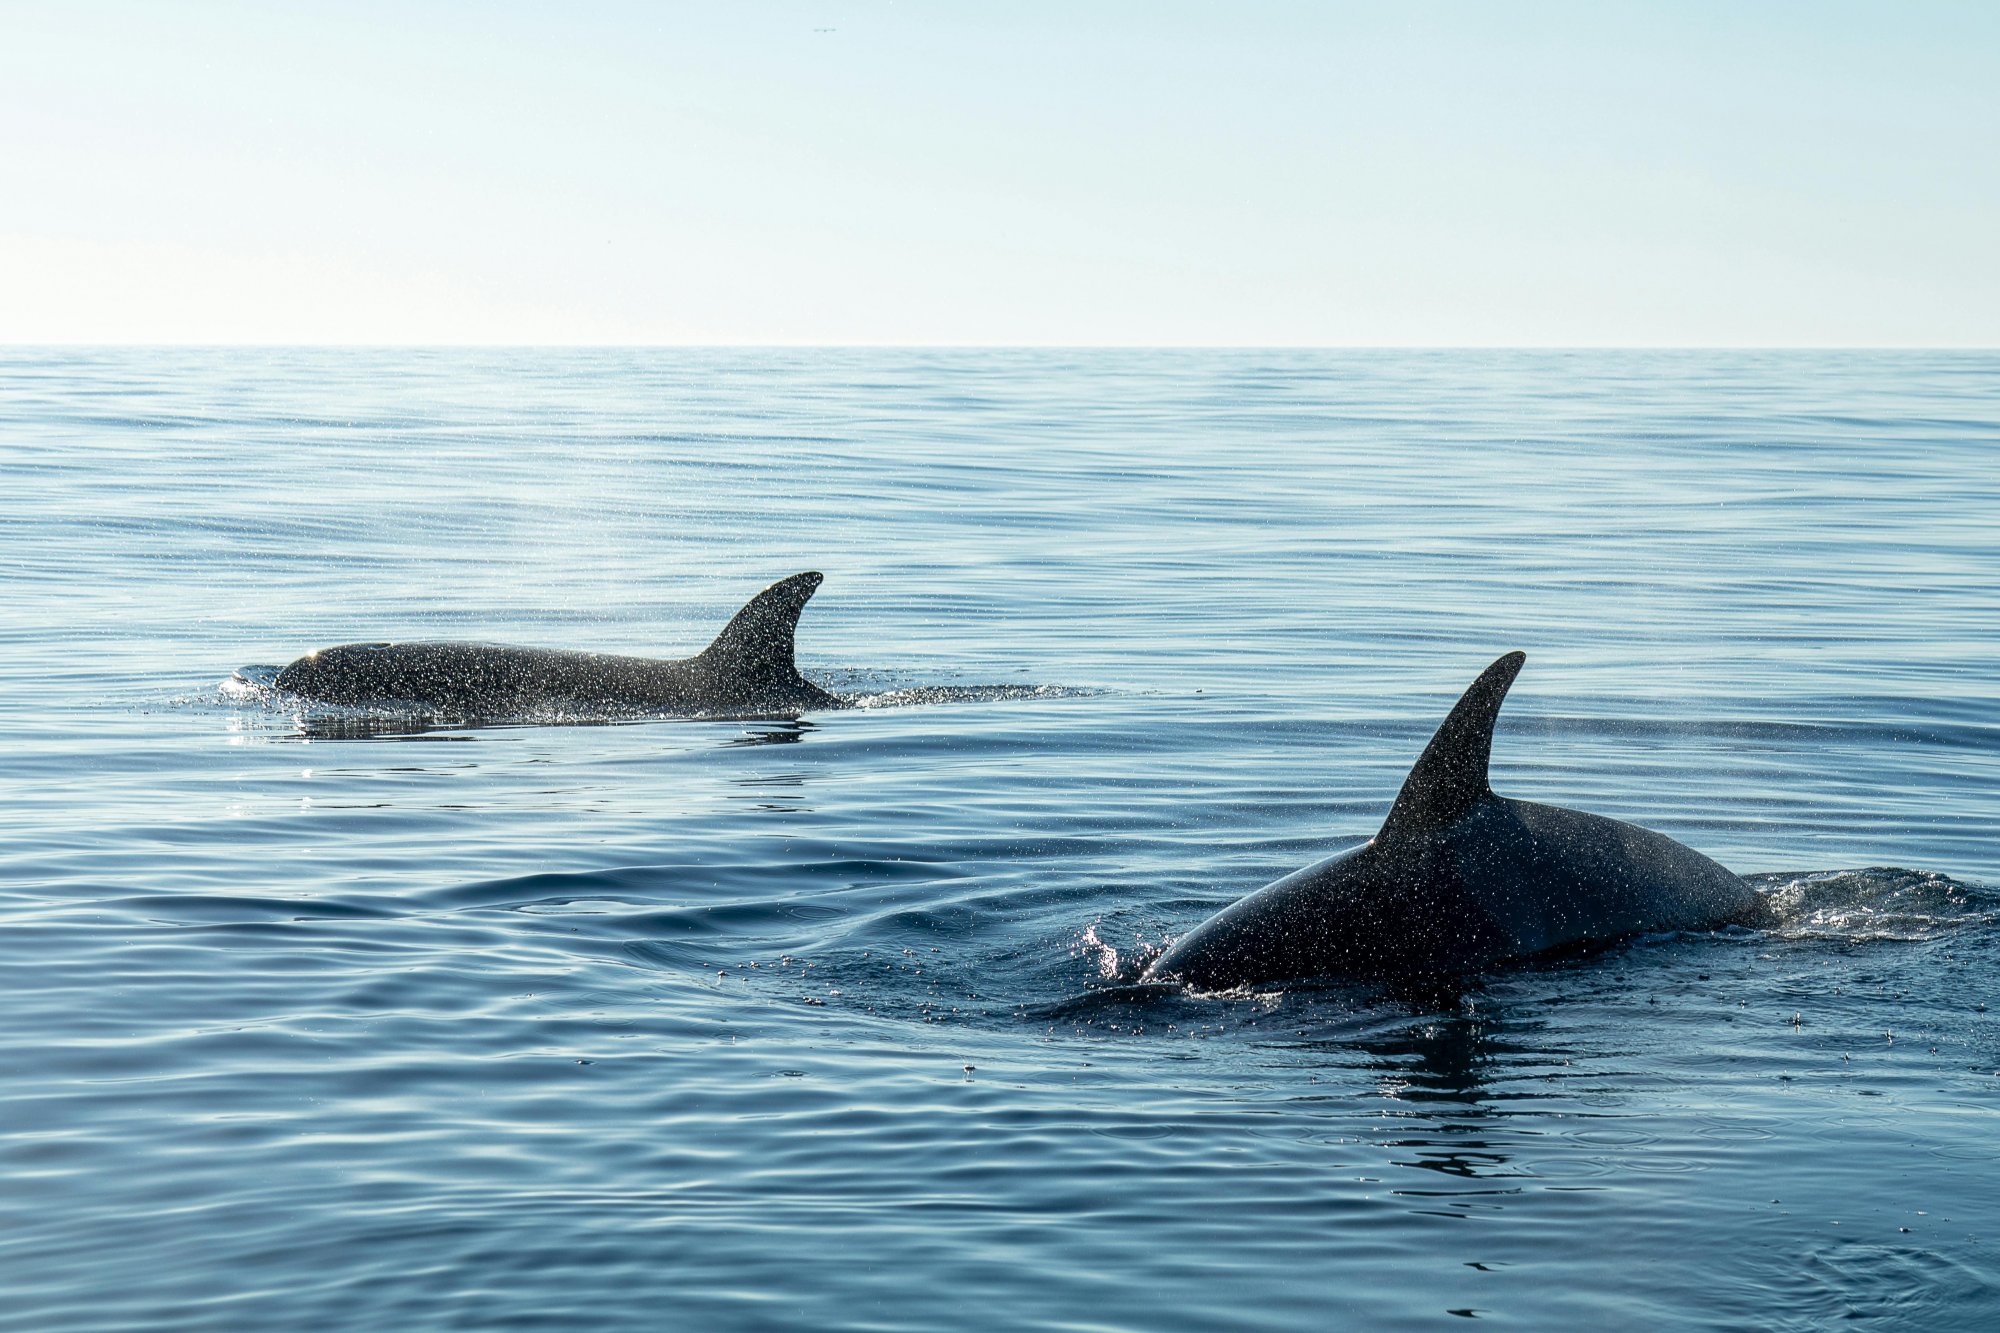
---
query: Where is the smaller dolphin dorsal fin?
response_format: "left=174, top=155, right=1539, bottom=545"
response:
left=697, top=572, right=824, bottom=684
left=1379, top=651, right=1526, bottom=839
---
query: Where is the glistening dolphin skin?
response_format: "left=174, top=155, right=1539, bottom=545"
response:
left=274, top=572, right=843, bottom=718
left=1143, top=652, right=1770, bottom=989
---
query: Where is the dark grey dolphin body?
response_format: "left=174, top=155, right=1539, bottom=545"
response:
left=1143, top=652, right=1770, bottom=989
left=274, top=572, right=842, bottom=718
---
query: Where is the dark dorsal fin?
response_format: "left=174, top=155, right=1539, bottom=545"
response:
left=1380, top=651, right=1526, bottom=839
left=697, top=572, right=823, bottom=684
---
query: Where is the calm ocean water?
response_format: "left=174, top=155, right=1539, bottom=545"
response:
left=2, top=348, right=1996, bottom=1330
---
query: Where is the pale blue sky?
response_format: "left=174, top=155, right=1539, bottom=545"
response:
left=3, top=1, right=1996, bottom=345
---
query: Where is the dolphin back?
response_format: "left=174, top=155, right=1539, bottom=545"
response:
left=1145, top=651, right=1768, bottom=989
left=1444, top=797, right=1764, bottom=957
left=272, top=572, right=840, bottom=716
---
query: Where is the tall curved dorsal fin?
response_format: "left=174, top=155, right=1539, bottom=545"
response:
left=697, top=572, right=824, bottom=684
left=1380, top=651, right=1526, bottom=839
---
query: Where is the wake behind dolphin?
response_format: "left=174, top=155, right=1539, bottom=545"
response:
left=1143, top=652, right=1772, bottom=989
left=267, top=572, right=842, bottom=720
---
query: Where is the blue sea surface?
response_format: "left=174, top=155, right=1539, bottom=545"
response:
left=2, top=348, right=1996, bottom=1330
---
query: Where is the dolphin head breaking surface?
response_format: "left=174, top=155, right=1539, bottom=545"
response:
left=1142, top=652, right=1771, bottom=989
left=273, top=572, right=843, bottom=719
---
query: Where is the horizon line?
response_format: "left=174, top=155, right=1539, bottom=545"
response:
left=3, top=341, right=1996, bottom=352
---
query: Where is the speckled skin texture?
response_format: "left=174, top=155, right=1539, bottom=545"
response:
left=276, top=572, right=841, bottom=717
left=1146, top=654, right=1770, bottom=988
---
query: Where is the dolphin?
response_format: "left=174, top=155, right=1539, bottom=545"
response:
left=1142, top=652, right=1770, bottom=989
left=272, top=571, right=843, bottom=718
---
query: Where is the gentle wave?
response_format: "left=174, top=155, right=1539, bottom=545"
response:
left=5, top=348, right=1998, bottom=1331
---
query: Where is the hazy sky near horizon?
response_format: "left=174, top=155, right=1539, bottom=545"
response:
left=4, top=2, right=1997, bottom=346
